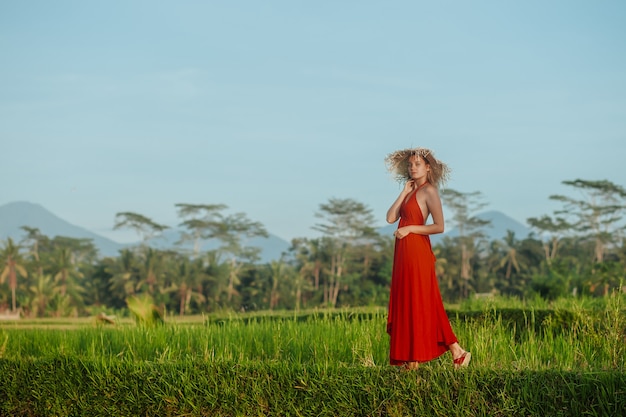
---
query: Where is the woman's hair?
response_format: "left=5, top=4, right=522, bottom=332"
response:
left=385, top=147, right=451, bottom=187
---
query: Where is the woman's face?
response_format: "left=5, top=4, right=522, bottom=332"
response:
left=407, top=155, right=430, bottom=180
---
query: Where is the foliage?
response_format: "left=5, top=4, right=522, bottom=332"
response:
left=175, top=203, right=228, bottom=257
left=113, top=211, right=169, bottom=244
left=1, top=359, right=624, bottom=417
left=126, top=294, right=164, bottom=326
left=0, top=179, right=625, bottom=317
left=0, top=297, right=624, bottom=416
left=0, top=238, right=28, bottom=313
left=440, top=189, right=492, bottom=298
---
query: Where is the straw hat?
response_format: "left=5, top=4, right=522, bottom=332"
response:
left=385, top=147, right=451, bottom=188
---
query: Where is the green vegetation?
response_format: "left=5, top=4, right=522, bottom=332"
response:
left=0, top=178, right=625, bottom=317
left=2, top=360, right=624, bottom=417
left=0, top=178, right=624, bottom=415
left=1, top=295, right=624, bottom=415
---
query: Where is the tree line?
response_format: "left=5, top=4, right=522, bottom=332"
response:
left=1, top=179, right=625, bottom=318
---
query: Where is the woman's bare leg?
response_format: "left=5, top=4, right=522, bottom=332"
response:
left=449, top=342, right=471, bottom=368
left=449, top=342, right=464, bottom=358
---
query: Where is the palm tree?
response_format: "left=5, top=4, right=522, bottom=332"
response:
left=165, top=257, right=207, bottom=316
left=136, top=247, right=166, bottom=295
left=203, top=250, right=230, bottom=309
left=107, top=249, right=140, bottom=300
left=0, top=238, right=28, bottom=313
left=498, top=231, right=524, bottom=281
left=484, top=234, right=523, bottom=296
left=267, top=259, right=289, bottom=310
left=226, top=257, right=243, bottom=303
left=441, top=189, right=491, bottom=298
left=289, top=238, right=324, bottom=309
left=29, top=274, right=56, bottom=317
left=51, top=247, right=84, bottom=298
left=20, top=226, right=46, bottom=277
left=290, top=263, right=312, bottom=311
left=217, top=212, right=268, bottom=305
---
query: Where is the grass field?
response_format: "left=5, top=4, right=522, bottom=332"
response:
left=0, top=295, right=624, bottom=416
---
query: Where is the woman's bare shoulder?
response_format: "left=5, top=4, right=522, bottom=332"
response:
left=423, top=183, right=440, bottom=196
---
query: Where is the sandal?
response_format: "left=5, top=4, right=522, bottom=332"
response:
left=453, top=351, right=471, bottom=369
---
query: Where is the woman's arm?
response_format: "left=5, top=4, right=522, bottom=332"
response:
left=386, top=180, right=415, bottom=223
left=394, top=186, right=445, bottom=238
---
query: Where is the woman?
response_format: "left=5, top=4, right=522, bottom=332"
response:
left=385, top=147, right=470, bottom=370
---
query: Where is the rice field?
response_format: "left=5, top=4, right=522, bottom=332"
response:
left=0, top=295, right=624, bottom=416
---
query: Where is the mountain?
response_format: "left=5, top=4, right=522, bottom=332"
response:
left=0, top=201, right=290, bottom=262
left=378, top=210, right=531, bottom=245
left=0, top=201, right=126, bottom=257
left=1, top=202, right=530, bottom=261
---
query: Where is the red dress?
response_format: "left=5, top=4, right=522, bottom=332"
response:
left=387, top=187, right=458, bottom=365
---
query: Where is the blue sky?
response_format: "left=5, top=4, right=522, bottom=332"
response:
left=2, top=1, right=625, bottom=243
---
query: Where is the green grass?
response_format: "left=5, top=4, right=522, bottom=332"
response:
left=3, top=304, right=623, bottom=371
left=1, top=359, right=624, bottom=416
left=0, top=295, right=624, bottom=415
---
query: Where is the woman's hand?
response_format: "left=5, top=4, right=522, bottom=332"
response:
left=393, top=227, right=410, bottom=239
left=386, top=180, right=417, bottom=224
left=402, top=180, right=416, bottom=195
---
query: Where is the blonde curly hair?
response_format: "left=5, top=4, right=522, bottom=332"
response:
left=385, top=147, right=451, bottom=188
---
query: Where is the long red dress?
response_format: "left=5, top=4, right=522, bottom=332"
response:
left=387, top=186, right=458, bottom=365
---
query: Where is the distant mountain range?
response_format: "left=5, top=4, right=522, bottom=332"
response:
left=0, top=201, right=291, bottom=262
left=0, top=202, right=531, bottom=261
left=0, top=201, right=125, bottom=257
